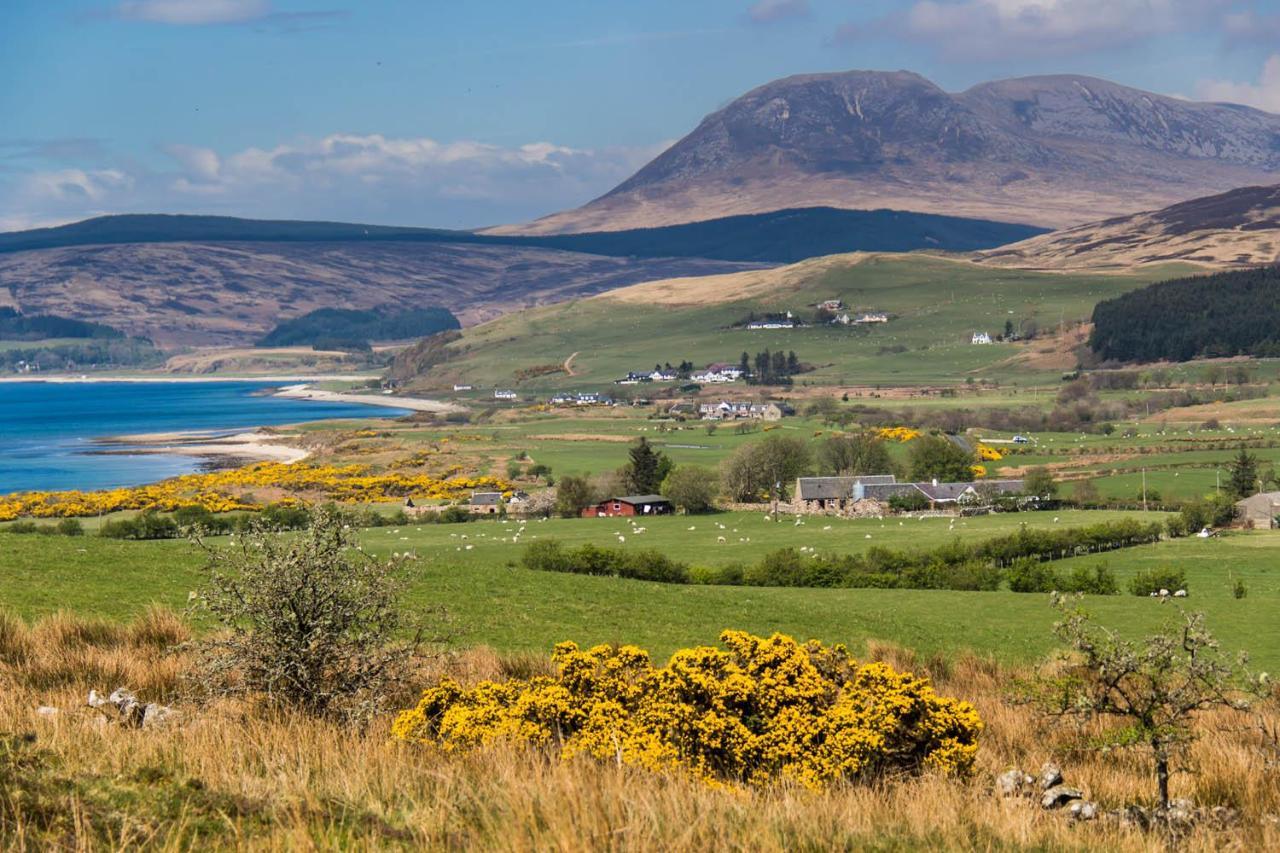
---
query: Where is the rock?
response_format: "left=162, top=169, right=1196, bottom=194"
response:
left=1068, top=800, right=1099, bottom=821
left=1038, top=762, right=1063, bottom=790
left=1160, top=799, right=1196, bottom=826
left=1041, top=785, right=1084, bottom=809
left=87, top=686, right=173, bottom=729
left=997, top=769, right=1034, bottom=796
left=141, top=703, right=175, bottom=728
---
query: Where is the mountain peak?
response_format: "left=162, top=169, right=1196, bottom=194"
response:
left=493, top=69, right=1280, bottom=236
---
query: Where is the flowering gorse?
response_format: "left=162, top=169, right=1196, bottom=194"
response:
left=392, top=631, right=982, bottom=789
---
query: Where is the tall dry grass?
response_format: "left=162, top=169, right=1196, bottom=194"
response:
left=0, top=609, right=1276, bottom=851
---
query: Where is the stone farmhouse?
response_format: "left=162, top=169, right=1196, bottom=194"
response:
left=793, top=475, right=1025, bottom=515
left=1235, top=491, right=1280, bottom=529
left=699, top=401, right=784, bottom=421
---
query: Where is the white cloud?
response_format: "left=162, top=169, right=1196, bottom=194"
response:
left=115, top=0, right=270, bottom=26
left=748, top=0, right=810, bottom=24
left=859, top=0, right=1226, bottom=58
left=2, top=133, right=664, bottom=230
left=1196, top=54, right=1280, bottom=113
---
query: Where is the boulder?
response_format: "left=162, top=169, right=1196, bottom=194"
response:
left=997, top=769, right=1035, bottom=796
left=87, top=687, right=174, bottom=729
left=1068, top=800, right=1099, bottom=821
left=1038, top=762, right=1063, bottom=790
left=1041, top=785, right=1084, bottom=809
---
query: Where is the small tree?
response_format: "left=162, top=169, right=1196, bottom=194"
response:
left=1227, top=446, right=1259, bottom=500
left=1029, top=597, right=1262, bottom=809
left=1023, top=467, right=1058, bottom=500
left=818, top=432, right=891, bottom=477
left=554, top=475, right=595, bottom=518
left=189, top=506, right=427, bottom=720
left=624, top=437, right=670, bottom=494
left=908, top=435, right=976, bottom=483
left=662, top=465, right=719, bottom=513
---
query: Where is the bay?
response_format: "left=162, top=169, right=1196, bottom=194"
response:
left=0, top=381, right=406, bottom=493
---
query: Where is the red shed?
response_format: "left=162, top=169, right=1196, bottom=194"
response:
left=581, top=495, right=674, bottom=518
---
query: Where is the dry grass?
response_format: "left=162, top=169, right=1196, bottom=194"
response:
left=1, top=610, right=1277, bottom=851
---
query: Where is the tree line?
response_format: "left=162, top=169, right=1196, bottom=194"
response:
left=1090, top=265, right=1280, bottom=362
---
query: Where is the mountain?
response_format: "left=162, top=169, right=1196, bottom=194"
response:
left=492, top=71, right=1280, bottom=235
left=0, top=241, right=761, bottom=347
left=0, top=209, right=1041, bottom=264
left=976, top=184, right=1280, bottom=270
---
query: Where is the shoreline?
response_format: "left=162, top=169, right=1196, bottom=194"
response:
left=273, top=383, right=462, bottom=413
left=91, top=429, right=312, bottom=465
left=0, top=373, right=382, bottom=384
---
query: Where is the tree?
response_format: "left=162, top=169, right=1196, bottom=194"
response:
left=189, top=506, right=425, bottom=720
left=818, top=433, right=891, bottom=477
left=1072, top=478, right=1100, bottom=506
left=555, top=475, right=595, bottom=518
left=908, top=435, right=976, bottom=482
left=1028, top=598, right=1263, bottom=810
left=1022, top=467, right=1058, bottom=499
left=1226, top=446, right=1259, bottom=500
left=720, top=434, right=812, bottom=502
left=661, top=465, right=719, bottom=513
left=624, top=437, right=671, bottom=494
left=739, top=351, right=751, bottom=376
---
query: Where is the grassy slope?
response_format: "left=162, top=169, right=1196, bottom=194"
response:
left=417, top=254, right=1190, bottom=391
left=2, top=510, right=1274, bottom=668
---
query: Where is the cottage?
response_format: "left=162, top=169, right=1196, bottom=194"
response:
left=855, top=312, right=889, bottom=324
left=859, top=478, right=1025, bottom=509
left=971, top=332, right=993, bottom=345
left=452, top=384, right=473, bottom=391
left=819, top=299, right=844, bottom=312
left=1235, top=491, right=1280, bottom=529
left=469, top=491, right=505, bottom=514
left=699, top=401, right=784, bottom=421
left=794, top=475, right=898, bottom=511
left=691, top=364, right=743, bottom=383
left=494, top=389, right=518, bottom=400
left=581, top=495, right=674, bottom=518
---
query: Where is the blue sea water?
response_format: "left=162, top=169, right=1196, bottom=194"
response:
left=0, top=381, right=407, bottom=493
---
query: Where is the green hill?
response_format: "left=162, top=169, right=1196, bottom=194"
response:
left=0, top=209, right=1045, bottom=264
left=396, top=254, right=1192, bottom=391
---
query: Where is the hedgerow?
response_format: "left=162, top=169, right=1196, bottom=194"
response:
left=392, top=631, right=982, bottom=789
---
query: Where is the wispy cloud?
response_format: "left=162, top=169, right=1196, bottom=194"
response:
left=2, top=133, right=664, bottom=230
left=115, top=0, right=270, bottom=25
left=839, top=0, right=1230, bottom=59
left=1196, top=54, right=1280, bottom=113
left=747, top=0, right=810, bottom=25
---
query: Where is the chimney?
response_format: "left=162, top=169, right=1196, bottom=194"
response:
left=932, top=478, right=939, bottom=487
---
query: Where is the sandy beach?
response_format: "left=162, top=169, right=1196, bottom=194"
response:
left=93, top=429, right=311, bottom=465
left=273, top=384, right=462, bottom=413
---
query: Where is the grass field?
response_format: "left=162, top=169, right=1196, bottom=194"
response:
left=407, top=254, right=1184, bottom=393
left=3, top=509, right=1275, bottom=669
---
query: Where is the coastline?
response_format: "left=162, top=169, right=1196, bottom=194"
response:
left=92, top=429, right=312, bottom=466
left=273, top=383, right=462, bottom=413
left=0, top=374, right=382, bottom=384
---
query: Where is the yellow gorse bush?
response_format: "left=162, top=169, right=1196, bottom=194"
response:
left=392, top=631, right=982, bottom=789
left=877, top=427, right=921, bottom=443
left=0, top=462, right=510, bottom=520
left=977, top=444, right=1003, bottom=461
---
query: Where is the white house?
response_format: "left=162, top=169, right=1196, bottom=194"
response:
left=494, top=389, right=518, bottom=400
left=452, top=383, right=473, bottom=391
left=855, top=312, right=889, bottom=324
left=971, top=332, right=993, bottom=345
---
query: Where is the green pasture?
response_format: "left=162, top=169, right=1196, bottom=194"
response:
left=3, top=509, right=1274, bottom=669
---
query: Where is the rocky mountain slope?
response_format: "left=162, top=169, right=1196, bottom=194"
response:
left=0, top=242, right=761, bottom=347
left=495, top=71, right=1280, bottom=235
left=976, top=184, right=1280, bottom=270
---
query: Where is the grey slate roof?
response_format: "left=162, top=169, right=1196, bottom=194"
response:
left=470, top=492, right=504, bottom=506
left=610, top=495, right=671, bottom=505
left=796, top=475, right=897, bottom=501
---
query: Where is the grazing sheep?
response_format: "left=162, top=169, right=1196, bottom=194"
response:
left=1159, top=588, right=1170, bottom=597
left=717, top=536, right=727, bottom=543
left=1174, top=589, right=1187, bottom=598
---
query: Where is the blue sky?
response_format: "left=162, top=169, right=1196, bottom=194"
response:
left=3, top=0, right=1279, bottom=230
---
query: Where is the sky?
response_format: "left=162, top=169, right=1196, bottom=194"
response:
left=3, top=0, right=1280, bottom=232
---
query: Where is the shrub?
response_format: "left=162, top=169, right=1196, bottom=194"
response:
left=661, top=465, right=719, bottom=514
left=189, top=506, right=426, bottom=720
left=522, top=540, right=689, bottom=584
left=1005, top=558, right=1059, bottom=593
left=5, top=521, right=39, bottom=534
left=99, top=511, right=179, bottom=540
left=392, top=630, right=983, bottom=789
left=1060, top=564, right=1119, bottom=595
left=54, top=518, right=83, bottom=536
left=1128, top=567, right=1187, bottom=596
left=1233, top=578, right=1248, bottom=599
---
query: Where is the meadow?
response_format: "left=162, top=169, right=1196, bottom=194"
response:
left=2, top=509, right=1275, bottom=670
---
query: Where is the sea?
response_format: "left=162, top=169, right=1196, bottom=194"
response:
left=0, top=381, right=407, bottom=494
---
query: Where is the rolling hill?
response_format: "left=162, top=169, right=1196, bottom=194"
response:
left=976, top=184, right=1280, bottom=270
left=392, top=253, right=1183, bottom=392
left=493, top=71, right=1280, bottom=235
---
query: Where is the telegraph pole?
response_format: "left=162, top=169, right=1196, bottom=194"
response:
left=1142, top=468, right=1148, bottom=512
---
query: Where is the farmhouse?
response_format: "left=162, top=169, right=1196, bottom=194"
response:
left=819, top=299, right=844, bottom=312
left=1235, top=491, right=1280, bottom=529
left=699, top=401, right=784, bottom=421
left=971, top=332, right=993, bottom=345
left=855, top=312, right=889, bottom=324
left=452, top=383, right=473, bottom=391
left=691, top=363, right=743, bottom=383
left=493, top=389, right=518, bottom=400
left=469, top=491, right=504, bottom=514
left=581, top=495, right=674, bottom=518
left=794, top=475, right=898, bottom=511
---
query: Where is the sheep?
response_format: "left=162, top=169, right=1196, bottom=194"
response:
left=1173, top=589, right=1187, bottom=598
left=717, top=536, right=727, bottom=544
left=1158, top=588, right=1170, bottom=597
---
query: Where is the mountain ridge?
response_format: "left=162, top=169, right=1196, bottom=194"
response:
left=491, top=70, right=1280, bottom=235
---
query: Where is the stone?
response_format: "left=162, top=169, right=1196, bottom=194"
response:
left=35, top=706, right=59, bottom=718
left=1041, top=785, right=1084, bottom=809
left=1068, top=800, right=1099, bottom=821
left=1038, top=762, right=1063, bottom=790
left=997, top=769, right=1034, bottom=796
left=87, top=687, right=173, bottom=729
